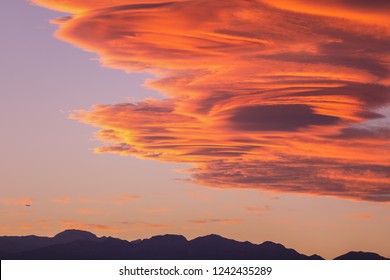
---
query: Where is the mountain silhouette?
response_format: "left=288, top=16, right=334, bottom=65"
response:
left=0, top=230, right=388, bottom=260
left=188, top=235, right=322, bottom=260
left=0, top=229, right=100, bottom=255
left=334, top=251, right=388, bottom=260
left=53, top=229, right=99, bottom=243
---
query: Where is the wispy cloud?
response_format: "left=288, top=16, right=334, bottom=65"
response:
left=186, top=188, right=211, bottom=201
left=188, top=218, right=242, bottom=225
left=79, top=193, right=141, bottom=204
left=34, top=0, right=390, bottom=202
left=19, top=224, right=33, bottom=230
left=245, top=205, right=271, bottom=215
left=36, top=220, right=50, bottom=229
left=51, top=197, right=71, bottom=204
left=121, top=221, right=172, bottom=231
left=144, top=207, right=174, bottom=214
left=59, top=220, right=120, bottom=232
left=342, top=213, right=374, bottom=221
left=76, top=208, right=100, bottom=215
left=0, top=197, right=33, bottom=206
left=112, top=193, right=141, bottom=204
left=0, top=225, right=9, bottom=232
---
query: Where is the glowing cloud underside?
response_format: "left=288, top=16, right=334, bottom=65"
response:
left=34, top=0, right=390, bottom=202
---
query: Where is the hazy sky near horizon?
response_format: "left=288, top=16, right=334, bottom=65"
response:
left=1, top=0, right=390, bottom=259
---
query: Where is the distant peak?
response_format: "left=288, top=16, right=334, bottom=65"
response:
left=260, top=241, right=277, bottom=245
left=148, top=234, right=187, bottom=242
left=309, top=254, right=324, bottom=260
left=199, top=234, right=224, bottom=239
left=190, top=234, right=241, bottom=244
left=335, top=251, right=389, bottom=260
left=259, top=241, right=285, bottom=248
left=54, top=229, right=98, bottom=241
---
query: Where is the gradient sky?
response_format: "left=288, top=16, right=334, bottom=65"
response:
left=1, top=0, right=390, bottom=259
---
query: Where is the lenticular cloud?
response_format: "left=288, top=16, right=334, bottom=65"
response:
left=35, top=0, right=390, bottom=202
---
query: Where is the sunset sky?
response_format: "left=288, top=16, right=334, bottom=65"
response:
left=1, top=0, right=390, bottom=259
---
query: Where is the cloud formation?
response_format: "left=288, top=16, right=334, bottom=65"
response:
left=120, top=221, right=172, bottom=230
left=51, top=197, right=71, bottom=204
left=188, top=218, right=242, bottom=225
left=245, top=205, right=271, bottom=215
left=34, top=0, right=390, bottom=201
left=79, top=193, right=141, bottom=204
left=0, top=197, right=33, bottom=206
left=342, top=213, right=374, bottom=221
left=60, top=220, right=120, bottom=232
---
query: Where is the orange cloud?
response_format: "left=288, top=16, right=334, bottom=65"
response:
left=121, top=222, right=172, bottom=231
left=112, top=193, right=141, bottom=204
left=79, top=193, right=141, bottom=204
left=144, top=207, right=173, bottom=214
left=34, top=0, right=390, bottom=202
left=245, top=205, right=271, bottom=215
left=31, top=0, right=188, bottom=13
left=342, top=213, right=374, bottom=221
left=82, top=224, right=120, bottom=232
left=261, top=0, right=390, bottom=26
left=51, top=197, right=71, bottom=204
left=0, top=225, right=9, bottom=232
left=19, top=224, right=33, bottom=230
left=77, top=208, right=99, bottom=215
left=36, top=220, right=50, bottom=229
left=186, top=188, right=210, bottom=201
left=189, top=218, right=242, bottom=225
left=0, top=197, right=33, bottom=206
left=59, top=219, right=82, bottom=230
left=59, top=220, right=120, bottom=232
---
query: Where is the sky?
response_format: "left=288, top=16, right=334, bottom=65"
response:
left=1, top=0, right=390, bottom=259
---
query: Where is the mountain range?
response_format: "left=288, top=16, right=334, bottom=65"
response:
left=0, top=229, right=388, bottom=260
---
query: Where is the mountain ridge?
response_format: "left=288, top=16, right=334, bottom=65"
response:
left=0, top=229, right=388, bottom=260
